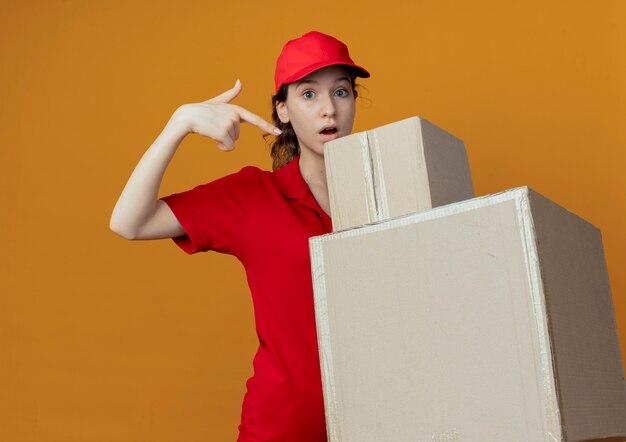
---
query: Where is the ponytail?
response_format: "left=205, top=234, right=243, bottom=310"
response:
left=267, top=85, right=300, bottom=170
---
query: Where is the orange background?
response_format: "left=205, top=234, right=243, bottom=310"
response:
left=1, top=1, right=625, bottom=441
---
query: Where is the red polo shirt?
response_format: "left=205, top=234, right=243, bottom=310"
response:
left=161, top=155, right=332, bottom=442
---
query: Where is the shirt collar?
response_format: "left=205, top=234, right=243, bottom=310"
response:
left=274, top=155, right=332, bottom=224
left=274, top=155, right=310, bottom=201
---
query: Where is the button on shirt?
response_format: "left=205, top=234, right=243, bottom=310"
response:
left=161, top=155, right=332, bottom=441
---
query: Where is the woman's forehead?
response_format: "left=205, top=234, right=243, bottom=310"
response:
left=296, top=65, right=353, bottom=86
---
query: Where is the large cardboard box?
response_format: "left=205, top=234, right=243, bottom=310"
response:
left=323, top=116, right=474, bottom=231
left=310, top=187, right=626, bottom=441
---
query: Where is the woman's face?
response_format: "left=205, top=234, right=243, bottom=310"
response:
left=276, top=65, right=356, bottom=158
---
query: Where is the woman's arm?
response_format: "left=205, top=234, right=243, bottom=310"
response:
left=109, top=80, right=281, bottom=240
left=109, top=114, right=189, bottom=240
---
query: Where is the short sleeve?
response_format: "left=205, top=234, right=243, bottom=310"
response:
left=160, top=166, right=260, bottom=256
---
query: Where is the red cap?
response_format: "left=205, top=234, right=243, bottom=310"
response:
left=274, top=31, right=370, bottom=94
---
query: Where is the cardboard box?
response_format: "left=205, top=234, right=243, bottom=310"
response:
left=323, top=116, right=474, bottom=231
left=310, top=187, right=626, bottom=441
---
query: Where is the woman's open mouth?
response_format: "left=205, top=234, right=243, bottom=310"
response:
left=320, top=127, right=339, bottom=140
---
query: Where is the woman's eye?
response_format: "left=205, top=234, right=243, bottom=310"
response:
left=303, top=91, right=315, bottom=99
left=335, top=88, right=349, bottom=97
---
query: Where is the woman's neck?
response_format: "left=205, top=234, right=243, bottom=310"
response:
left=298, top=149, right=327, bottom=189
left=298, top=149, right=330, bottom=214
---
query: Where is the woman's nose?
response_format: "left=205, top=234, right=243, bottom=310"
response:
left=320, top=94, right=336, bottom=117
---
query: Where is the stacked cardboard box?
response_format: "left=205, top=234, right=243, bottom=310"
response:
left=311, top=117, right=626, bottom=441
left=324, top=116, right=474, bottom=231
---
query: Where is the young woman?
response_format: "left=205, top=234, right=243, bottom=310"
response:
left=110, top=30, right=370, bottom=441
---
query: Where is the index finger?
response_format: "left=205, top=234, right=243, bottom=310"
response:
left=233, top=105, right=282, bottom=135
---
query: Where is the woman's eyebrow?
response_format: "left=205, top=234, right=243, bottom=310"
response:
left=296, top=79, right=317, bottom=87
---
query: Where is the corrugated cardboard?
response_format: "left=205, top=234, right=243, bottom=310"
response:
left=323, top=116, right=474, bottom=231
left=309, top=187, right=626, bottom=441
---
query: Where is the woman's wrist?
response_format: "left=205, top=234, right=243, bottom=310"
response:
left=167, top=107, right=193, bottom=138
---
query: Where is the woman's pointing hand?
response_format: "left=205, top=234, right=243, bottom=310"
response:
left=174, top=79, right=282, bottom=151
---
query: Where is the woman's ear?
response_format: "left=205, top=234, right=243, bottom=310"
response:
left=276, top=101, right=290, bottom=124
